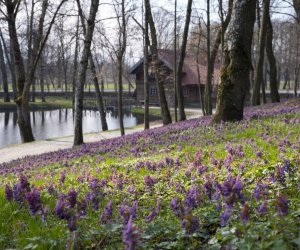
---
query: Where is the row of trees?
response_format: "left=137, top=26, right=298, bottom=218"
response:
left=0, top=0, right=299, bottom=146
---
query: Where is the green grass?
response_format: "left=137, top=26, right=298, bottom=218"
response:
left=0, top=97, right=73, bottom=111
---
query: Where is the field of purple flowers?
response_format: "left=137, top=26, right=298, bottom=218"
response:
left=0, top=99, right=300, bottom=249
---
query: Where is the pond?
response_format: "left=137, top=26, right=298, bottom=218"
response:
left=0, top=109, right=156, bottom=148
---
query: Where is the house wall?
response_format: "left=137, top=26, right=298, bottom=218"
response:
left=135, top=66, right=203, bottom=107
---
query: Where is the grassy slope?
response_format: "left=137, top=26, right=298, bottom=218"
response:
left=0, top=100, right=299, bottom=249
left=0, top=97, right=73, bottom=111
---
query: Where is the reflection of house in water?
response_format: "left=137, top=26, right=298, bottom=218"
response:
left=129, top=49, right=220, bottom=107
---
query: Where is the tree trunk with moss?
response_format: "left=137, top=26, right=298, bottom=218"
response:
left=213, top=0, right=256, bottom=123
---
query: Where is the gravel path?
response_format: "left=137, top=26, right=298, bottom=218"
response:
left=0, top=109, right=202, bottom=164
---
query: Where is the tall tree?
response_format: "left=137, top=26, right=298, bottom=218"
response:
left=252, top=0, right=269, bottom=106
left=208, top=0, right=234, bottom=92
left=176, top=0, right=193, bottom=121
left=213, top=0, right=257, bottom=123
left=115, top=0, right=127, bottom=136
left=74, top=0, right=100, bottom=146
left=0, top=30, right=17, bottom=99
left=265, top=5, right=280, bottom=103
left=76, top=0, right=108, bottom=132
left=293, top=0, right=300, bottom=97
left=0, top=37, right=10, bottom=102
left=144, top=0, right=150, bottom=130
left=204, top=0, right=213, bottom=115
left=145, top=0, right=172, bottom=125
left=3, top=0, right=66, bottom=143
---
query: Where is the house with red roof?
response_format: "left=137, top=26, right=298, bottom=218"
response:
left=129, top=49, right=220, bottom=107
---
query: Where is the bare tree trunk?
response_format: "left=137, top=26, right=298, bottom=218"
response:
left=295, top=27, right=300, bottom=98
left=72, top=17, right=80, bottom=109
left=213, top=0, right=257, bottom=123
left=265, top=9, right=280, bottom=103
left=0, top=30, right=17, bottom=99
left=145, top=0, right=172, bottom=125
left=176, top=0, right=192, bottom=121
left=6, top=0, right=34, bottom=142
left=39, top=56, right=46, bottom=102
left=195, top=18, right=206, bottom=115
left=144, top=0, right=150, bottom=130
left=174, top=0, right=178, bottom=122
left=74, top=0, right=99, bottom=146
left=252, top=0, right=269, bottom=106
left=0, top=39, right=10, bottom=102
left=89, top=57, right=108, bottom=131
left=204, top=0, right=213, bottom=115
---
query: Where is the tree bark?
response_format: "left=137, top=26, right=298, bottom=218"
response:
left=207, top=0, right=234, bottom=110
left=213, top=0, right=257, bottom=123
left=74, top=0, right=99, bottom=146
left=145, top=0, right=172, bottom=125
left=144, top=0, right=150, bottom=130
left=0, top=39, right=10, bottom=102
left=195, top=18, right=206, bottom=115
left=89, top=57, right=108, bottom=131
left=5, top=0, right=34, bottom=142
left=204, top=0, right=213, bottom=115
left=116, top=0, right=127, bottom=136
left=0, top=30, right=17, bottom=99
left=72, top=17, right=80, bottom=109
left=265, top=9, right=280, bottom=103
left=39, top=55, right=46, bottom=102
left=176, top=0, right=193, bottom=121
left=293, top=0, right=300, bottom=21
left=252, top=0, right=269, bottom=106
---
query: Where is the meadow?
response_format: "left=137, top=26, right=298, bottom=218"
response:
left=0, top=100, right=299, bottom=249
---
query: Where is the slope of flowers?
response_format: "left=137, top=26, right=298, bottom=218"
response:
left=0, top=100, right=299, bottom=249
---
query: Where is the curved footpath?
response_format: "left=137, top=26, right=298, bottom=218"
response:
left=0, top=108, right=202, bottom=164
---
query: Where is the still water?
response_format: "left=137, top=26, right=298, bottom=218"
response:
left=0, top=109, right=147, bottom=148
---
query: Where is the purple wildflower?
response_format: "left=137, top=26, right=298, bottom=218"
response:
left=170, top=197, right=183, bottom=218
left=67, top=188, right=77, bottom=208
left=145, top=200, right=160, bottom=223
left=5, top=184, right=13, bottom=201
left=275, top=195, right=289, bottom=215
left=184, top=185, right=200, bottom=209
left=54, top=198, right=70, bottom=220
left=25, top=188, right=43, bottom=215
left=257, top=200, right=268, bottom=215
left=144, top=175, right=156, bottom=188
left=220, top=208, right=231, bottom=226
left=60, top=171, right=66, bottom=184
left=181, top=213, right=200, bottom=234
left=47, top=181, right=55, bottom=195
left=68, top=217, right=77, bottom=232
left=77, top=198, right=88, bottom=216
left=123, top=216, right=139, bottom=250
left=240, top=203, right=250, bottom=224
left=100, top=200, right=113, bottom=224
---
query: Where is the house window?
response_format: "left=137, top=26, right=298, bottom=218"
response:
left=183, top=88, right=189, bottom=97
left=150, top=86, right=157, bottom=96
